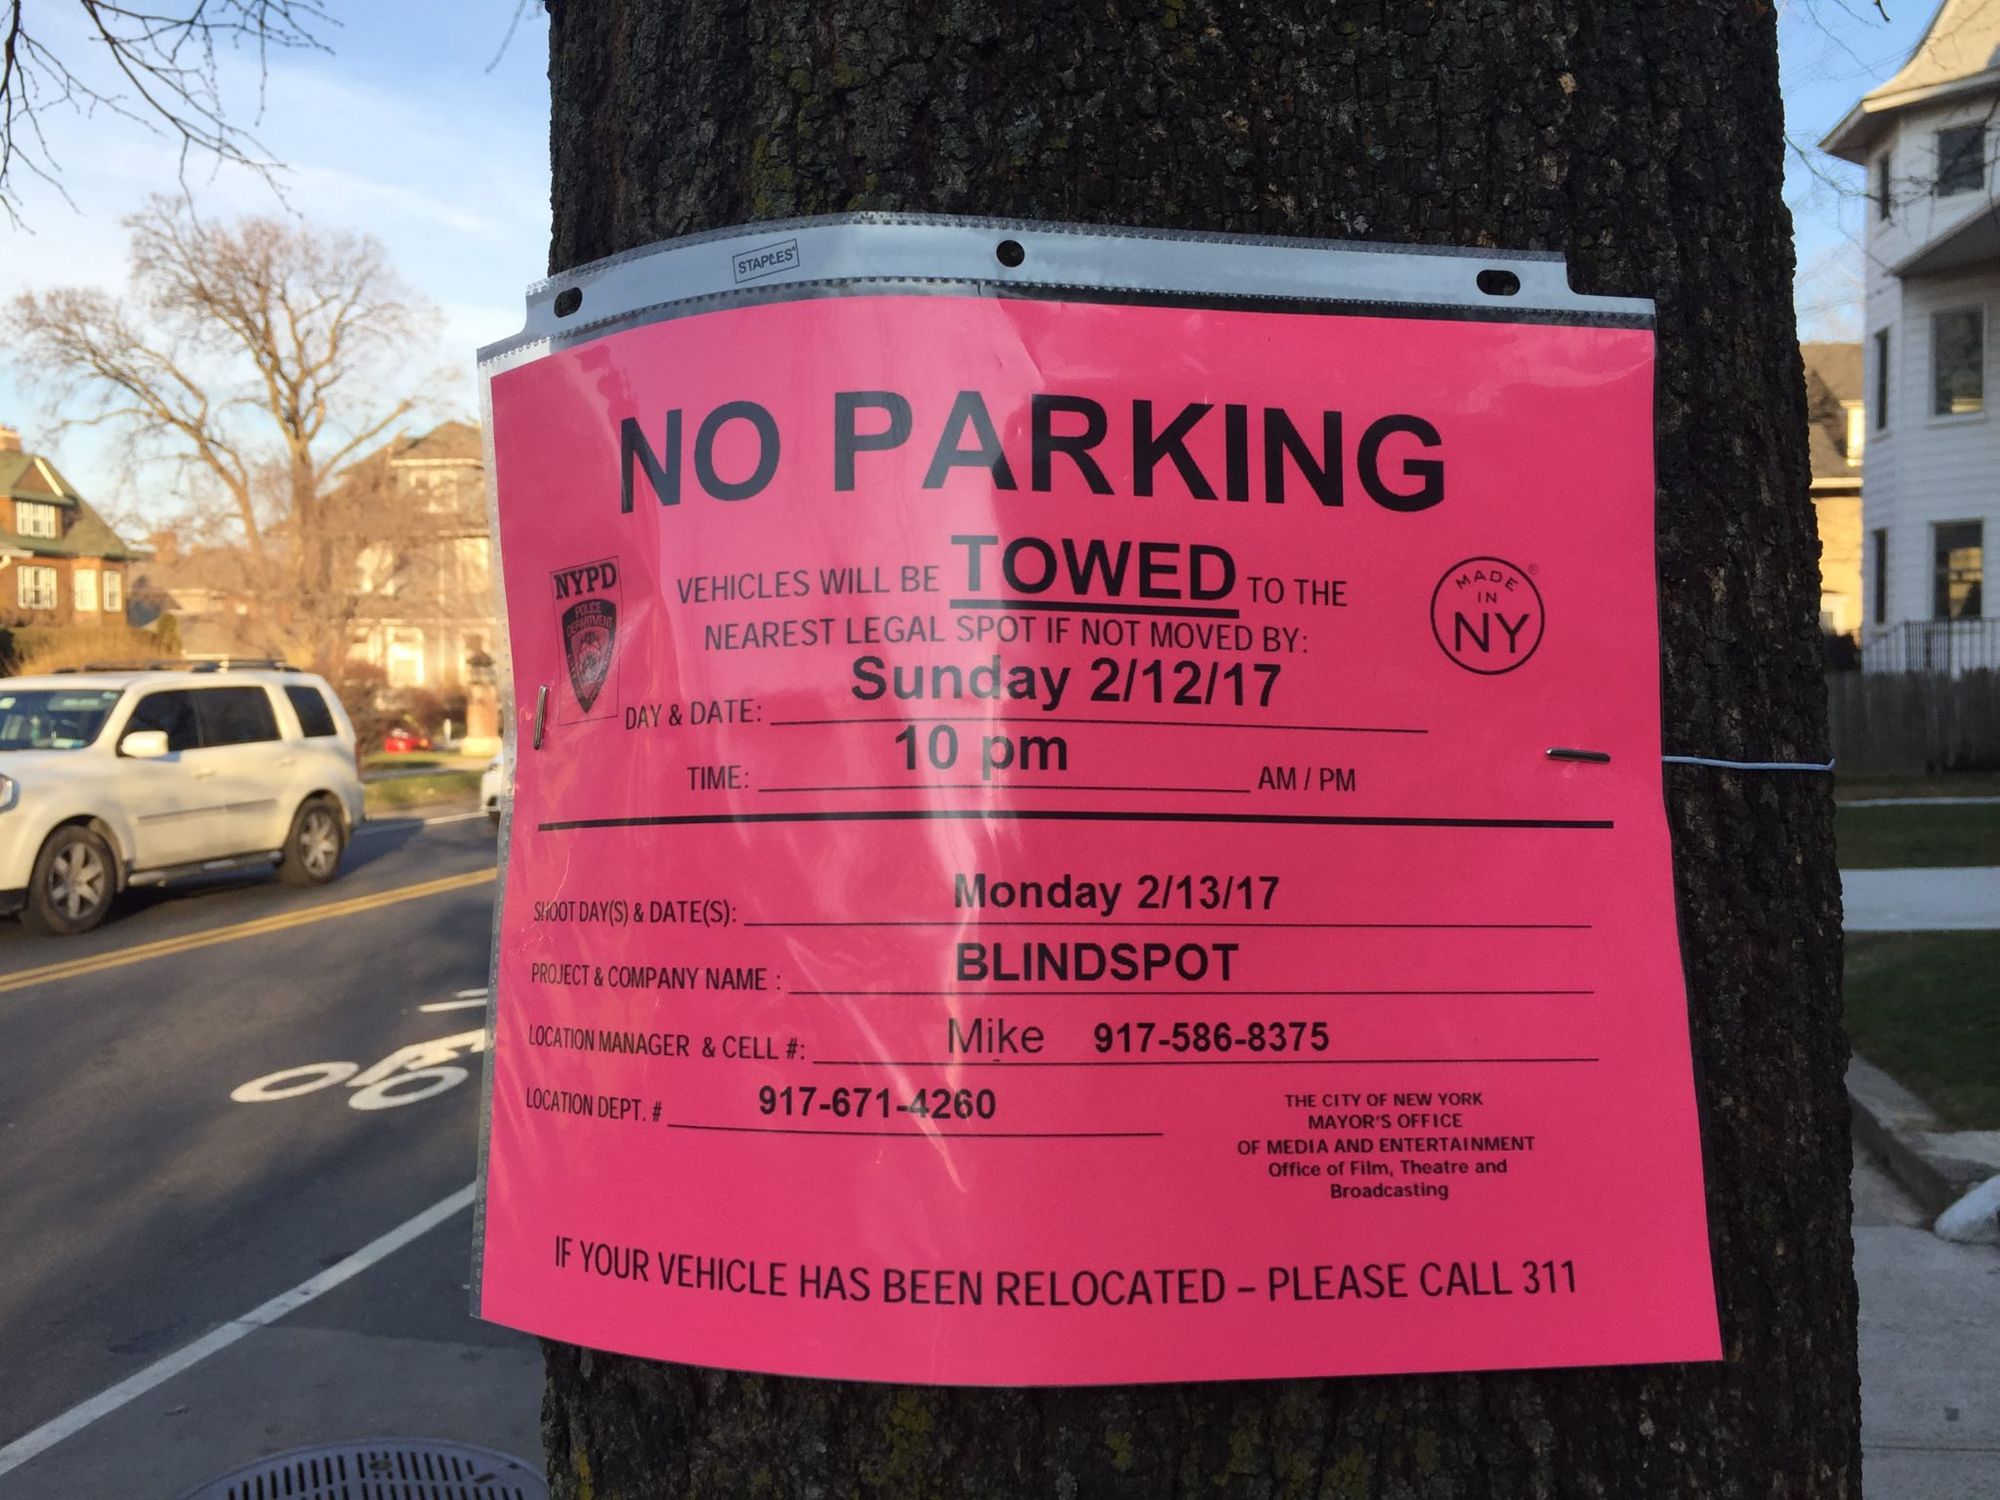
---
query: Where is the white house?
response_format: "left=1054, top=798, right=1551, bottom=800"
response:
left=344, top=421, right=497, bottom=692
left=1824, top=0, right=2000, bottom=672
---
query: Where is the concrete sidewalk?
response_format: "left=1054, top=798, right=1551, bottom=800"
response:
left=1855, top=1146, right=2000, bottom=1497
left=0, top=1203, right=543, bottom=1499
left=1841, top=866, right=2000, bottom=931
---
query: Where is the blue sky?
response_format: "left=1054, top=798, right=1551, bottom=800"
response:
left=1781, top=0, right=1939, bottom=339
left=0, top=2, right=1939, bottom=518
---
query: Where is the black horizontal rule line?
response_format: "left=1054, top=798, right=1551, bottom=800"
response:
left=746, top=920, right=1594, bottom=931
left=769, top=715, right=1427, bottom=734
left=665, top=1123, right=1163, bottom=1139
left=538, top=810, right=1613, bottom=832
left=758, top=784, right=1250, bottom=795
left=949, top=597, right=1241, bottom=620
left=811, top=1057, right=1601, bottom=1068
left=790, top=989, right=1596, bottom=998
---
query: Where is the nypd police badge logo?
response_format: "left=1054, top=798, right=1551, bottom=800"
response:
left=552, top=556, right=621, bottom=722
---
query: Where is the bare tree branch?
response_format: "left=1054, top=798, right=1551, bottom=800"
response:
left=485, top=0, right=534, bottom=74
left=0, top=1, right=335, bottom=221
left=8, top=195, right=448, bottom=671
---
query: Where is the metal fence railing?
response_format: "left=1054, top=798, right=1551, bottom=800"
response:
left=1861, top=619, right=2000, bottom=675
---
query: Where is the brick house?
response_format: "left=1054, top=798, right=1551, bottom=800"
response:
left=0, top=426, right=142, bottom=628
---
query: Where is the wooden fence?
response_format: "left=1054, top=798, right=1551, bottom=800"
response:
left=1825, top=670, right=2000, bottom=778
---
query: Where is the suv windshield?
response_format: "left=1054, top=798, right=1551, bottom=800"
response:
left=0, top=689, right=123, bottom=750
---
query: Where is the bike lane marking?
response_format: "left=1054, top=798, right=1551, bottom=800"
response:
left=0, top=867, right=495, bottom=999
left=0, top=1184, right=477, bottom=1479
left=232, top=1028, right=489, bottom=1111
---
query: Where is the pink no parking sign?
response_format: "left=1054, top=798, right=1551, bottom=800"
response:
left=472, top=220, right=1719, bottom=1384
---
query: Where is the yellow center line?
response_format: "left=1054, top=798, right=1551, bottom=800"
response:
left=0, top=867, right=497, bottom=998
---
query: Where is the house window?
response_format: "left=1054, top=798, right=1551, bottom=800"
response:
left=1873, top=328, right=1890, bottom=430
left=1932, top=308, right=1984, bottom=415
left=73, top=569, right=98, bottom=613
left=386, top=633, right=426, bottom=688
left=1934, top=521, right=1984, bottom=619
left=14, top=501, right=58, bottom=539
left=1875, top=150, right=1893, bottom=219
left=1937, top=124, right=1985, bottom=195
left=1872, top=528, right=1888, bottom=626
left=16, top=566, right=56, bottom=611
left=102, top=571, right=122, bottom=615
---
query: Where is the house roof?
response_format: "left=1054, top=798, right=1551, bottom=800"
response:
left=385, top=420, right=482, bottom=465
left=0, top=442, right=141, bottom=560
left=0, top=450, right=82, bottom=507
left=1804, top=341, right=1862, bottom=405
left=129, top=544, right=257, bottom=602
left=1864, top=0, right=2000, bottom=103
left=330, top=421, right=487, bottom=539
left=1802, top=341, right=1864, bottom=487
left=1823, top=0, right=2000, bottom=160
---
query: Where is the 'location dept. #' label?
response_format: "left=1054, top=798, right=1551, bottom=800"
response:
left=474, top=254, right=1719, bottom=1385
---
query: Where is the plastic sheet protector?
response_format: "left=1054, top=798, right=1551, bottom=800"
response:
left=472, top=216, right=1720, bottom=1385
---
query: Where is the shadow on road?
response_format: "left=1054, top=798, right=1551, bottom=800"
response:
left=0, top=818, right=436, bottom=954
left=340, top=818, right=426, bottom=869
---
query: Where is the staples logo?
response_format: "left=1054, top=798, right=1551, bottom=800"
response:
left=732, top=238, right=800, bottom=284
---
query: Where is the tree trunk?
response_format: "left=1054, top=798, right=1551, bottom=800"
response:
left=536, top=2, right=1855, bottom=1494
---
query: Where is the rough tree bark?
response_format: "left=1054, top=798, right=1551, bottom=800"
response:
left=536, top=2, right=1855, bottom=1494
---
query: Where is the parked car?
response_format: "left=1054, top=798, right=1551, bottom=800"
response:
left=0, top=664, right=366, bottom=934
left=481, top=750, right=507, bottom=826
left=381, top=719, right=433, bottom=754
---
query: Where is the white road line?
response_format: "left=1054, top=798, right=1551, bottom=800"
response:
left=0, top=1184, right=476, bottom=1479
left=354, top=809, right=489, bottom=838
left=422, top=986, right=491, bottom=1013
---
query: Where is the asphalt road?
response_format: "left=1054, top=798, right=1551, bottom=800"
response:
left=0, top=809, right=512, bottom=1456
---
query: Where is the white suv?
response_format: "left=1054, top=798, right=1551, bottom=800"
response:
left=0, top=665, right=365, bottom=935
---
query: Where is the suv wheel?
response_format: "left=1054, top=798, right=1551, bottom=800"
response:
left=25, top=825, right=117, bottom=936
left=278, top=798, right=346, bottom=886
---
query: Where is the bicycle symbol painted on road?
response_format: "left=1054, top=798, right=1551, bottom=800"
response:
left=232, top=1027, right=488, bottom=1111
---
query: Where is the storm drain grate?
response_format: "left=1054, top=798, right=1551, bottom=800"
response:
left=179, top=1439, right=548, bottom=1500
